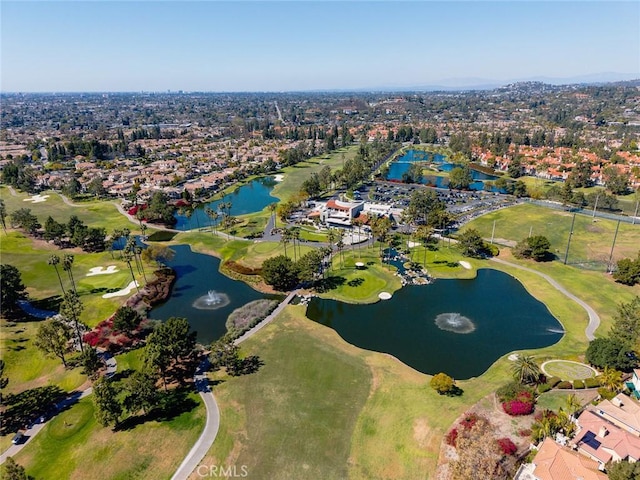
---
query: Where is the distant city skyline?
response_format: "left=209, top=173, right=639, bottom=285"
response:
left=1, top=1, right=639, bottom=92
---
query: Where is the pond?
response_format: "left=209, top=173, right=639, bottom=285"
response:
left=386, top=150, right=499, bottom=191
left=173, top=177, right=278, bottom=230
left=306, top=269, right=563, bottom=379
left=149, top=244, right=277, bottom=344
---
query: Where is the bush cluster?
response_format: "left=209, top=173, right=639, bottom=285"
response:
left=557, top=381, right=573, bottom=389
left=584, top=377, right=600, bottom=388
left=546, top=376, right=562, bottom=388
left=573, top=379, right=585, bottom=389
left=501, top=389, right=535, bottom=416
left=497, top=437, right=518, bottom=456
left=225, top=299, right=279, bottom=338
left=225, top=260, right=262, bottom=276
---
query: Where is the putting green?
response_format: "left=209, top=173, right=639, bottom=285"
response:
left=541, top=360, right=598, bottom=380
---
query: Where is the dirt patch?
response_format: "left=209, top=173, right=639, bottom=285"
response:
left=585, top=224, right=604, bottom=233
left=413, top=418, right=431, bottom=448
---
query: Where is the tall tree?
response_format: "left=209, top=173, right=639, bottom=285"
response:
left=48, top=255, right=67, bottom=296
left=511, top=355, right=542, bottom=385
left=123, top=371, right=159, bottom=416
left=93, top=377, right=123, bottom=428
left=34, top=318, right=72, bottom=367
left=62, top=254, right=77, bottom=292
left=59, top=290, right=85, bottom=353
left=0, top=264, right=27, bottom=313
left=0, top=199, right=7, bottom=233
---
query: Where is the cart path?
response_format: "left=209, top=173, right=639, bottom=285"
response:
left=171, top=289, right=298, bottom=480
left=490, top=257, right=600, bottom=340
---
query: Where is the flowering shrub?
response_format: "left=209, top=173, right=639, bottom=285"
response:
left=445, top=428, right=458, bottom=447
left=459, top=413, right=479, bottom=430
left=497, top=437, right=517, bottom=456
left=502, top=400, right=535, bottom=416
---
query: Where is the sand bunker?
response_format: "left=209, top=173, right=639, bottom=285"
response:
left=102, top=281, right=139, bottom=298
left=378, top=292, right=392, bottom=300
left=23, top=194, right=50, bottom=203
left=87, top=265, right=119, bottom=276
left=459, top=261, right=471, bottom=269
left=407, top=241, right=421, bottom=248
left=273, top=174, right=284, bottom=182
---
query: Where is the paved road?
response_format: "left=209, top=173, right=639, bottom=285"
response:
left=0, top=353, right=117, bottom=464
left=171, top=290, right=299, bottom=480
left=170, top=360, right=220, bottom=480
left=490, top=257, right=600, bottom=341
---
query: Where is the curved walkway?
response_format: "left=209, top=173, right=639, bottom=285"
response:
left=170, top=289, right=299, bottom=480
left=489, top=257, right=600, bottom=340
left=0, top=352, right=117, bottom=464
left=170, top=359, right=220, bottom=480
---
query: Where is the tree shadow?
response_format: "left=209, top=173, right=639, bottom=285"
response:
left=314, top=276, right=346, bottom=292
left=447, top=385, right=464, bottom=397
left=109, top=368, right=135, bottom=382
left=115, top=387, right=198, bottom=431
left=228, top=355, right=263, bottom=377
left=347, top=277, right=365, bottom=287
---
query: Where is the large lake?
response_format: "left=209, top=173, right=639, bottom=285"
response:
left=149, top=244, right=277, bottom=344
left=306, top=269, right=563, bottom=379
left=174, top=177, right=278, bottom=230
left=386, top=149, right=499, bottom=191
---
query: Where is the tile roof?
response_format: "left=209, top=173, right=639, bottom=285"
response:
left=532, top=438, right=607, bottom=480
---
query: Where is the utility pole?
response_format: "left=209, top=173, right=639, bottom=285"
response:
left=490, top=220, right=496, bottom=244
left=592, top=191, right=600, bottom=219
left=563, top=213, right=576, bottom=265
left=607, top=219, right=621, bottom=273
left=633, top=198, right=639, bottom=225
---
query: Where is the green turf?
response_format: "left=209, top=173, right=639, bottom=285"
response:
left=319, top=248, right=403, bottom=303
left=0, top=319, right=87, bottom=395
left=15, top=393, right=205, bottom=480
left=205, top=306, right=372, bottom=480
left=541, top=360, right=597, bottom=380
left=463, top=203, right=640, bottom=269
left=0, top=187, right=137, bottom=233
left=271, top=146, right=359, bottom=202
left=536, top=390, right=599, bottom=413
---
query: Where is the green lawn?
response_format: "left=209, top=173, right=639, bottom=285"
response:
left=200, top=306, right=372, bottom=480
left=0, top=318, right=87, bottom=395
left=536, top=390, right=599, bottom=413
left=541, top=360, right=597, bottom=380
left=319, top=248, right=402, bottom=303
left=463, top=203, right=640, bottom=268
left=0, top=187, right=137, bottom=233
left=15, top=393, right=205, bottom=480
left=1, top=230, right=150, bottom=328
left=271, top=146, right=359, bottom=202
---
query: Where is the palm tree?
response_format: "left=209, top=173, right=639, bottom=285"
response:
left=511, top=354, right=542, bottom=385
left=600, top=366, right=623, bottom=393
left=123, top=251, right=140, bottom=293
left=326, top=229, right=336, bottom=270
left=280, top=228, right=291, bottom=258
left=60, top=290, right=85, bottom=352
left=191, top=200, right=201, bottom=230
left=48, top=254, right=66, bottom=296
left=0, top=199, right=7, bottom=233
left=416, top=225, right=433, bottom=267
left=565, top=393, right=582, bottom=418
left=268, top=202, right=278, bottom=230
left=336, top=230, right=345, bottom=268
left=290, top=226, right=301, bottom=261
left=62, top=254, right=76, bottom=292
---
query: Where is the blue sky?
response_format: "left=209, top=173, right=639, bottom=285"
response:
left=1, top=1, right=639, bottom=92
